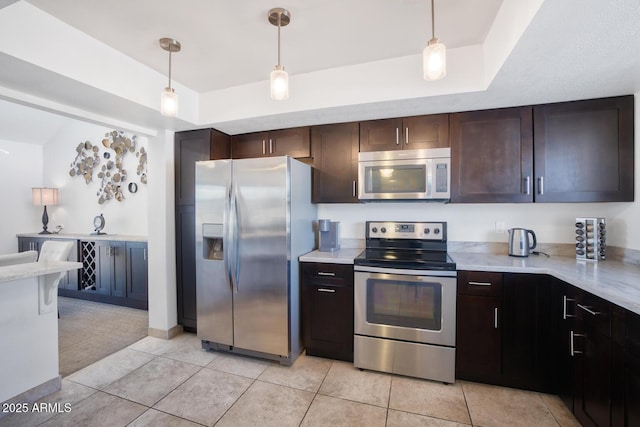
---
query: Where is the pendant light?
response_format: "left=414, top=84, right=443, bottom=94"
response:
left=159, top=37, right=181, bottom=116
left=423, top=0, right=446, bottom=81
left=268, top=8, right=291, bottom=100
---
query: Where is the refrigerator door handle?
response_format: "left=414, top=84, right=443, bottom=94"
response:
left=231, top=182, right=240, bottom=294
left=225, top=180, right=234, bottom=292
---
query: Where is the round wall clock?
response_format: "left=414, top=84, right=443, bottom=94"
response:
left=92, top=213, right=106, bottom=235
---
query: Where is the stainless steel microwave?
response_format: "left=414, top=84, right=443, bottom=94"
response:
left=357, top=148, right=451, bottom=201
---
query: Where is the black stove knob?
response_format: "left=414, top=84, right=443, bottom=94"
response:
left=424, top=228, right=430, bottom=234
left=381, top=227, right=387, bottom=233
left=371, top=227, right=378, bottom=233
left=434, top=228, right=440, bottom=235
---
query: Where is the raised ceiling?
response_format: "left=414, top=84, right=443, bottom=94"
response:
left=26, top=0, right=503, bottom=92
left=0, top=0, right=639, bottom=138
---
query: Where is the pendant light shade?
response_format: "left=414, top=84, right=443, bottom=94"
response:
left=270, top=65, right=289, bottom=100
left=159, top=38, right=181, bottom=116
left=161, top=87, right=178, bottom=117
left=269, top=8, right=291, bottom=100
left=423, top=0, right=446, bottom=81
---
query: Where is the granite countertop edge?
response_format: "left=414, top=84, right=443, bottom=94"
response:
left=17, top=233, right=147, bottom=243
left=451, top=252, right=640, bottom=317
left=298, top=249, right=640, bottom=316
left=0, top=261, right=83, bottom=283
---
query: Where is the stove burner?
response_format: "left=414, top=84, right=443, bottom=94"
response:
left=355, top=221, right=456, bottom=271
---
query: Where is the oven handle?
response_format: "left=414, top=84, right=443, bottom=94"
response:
left=354, top=265, right=457, bottom=277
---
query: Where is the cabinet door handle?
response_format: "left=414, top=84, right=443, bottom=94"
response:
left=563, top=295, right=575, bottom=319
left=469, top=281, right=492, bottom=286
left=143, top=248, right=147, bottom=261
left=537, top=176, right=544, bottom=195
left=317, top=272, right=336, bottom=277
left=524, top=176, right=531, bottom=195
left=405, top=127, right=409, bottom=145
left=494, top=307, right=499, bottom=329
left=262, top=139, right=266, bottom=154
left=577, top=303, right=600, bottom=316
left=395, top=128, right=400, bottom=145
left=317, top=288, right=336, bottom=293
left=269, top=139, right=273, bottom=154
left=352, top=180, right=357, bottom=197
left=570, top=330, right=585, bottom=356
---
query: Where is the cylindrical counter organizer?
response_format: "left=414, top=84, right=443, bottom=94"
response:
left=575, top=217, right=606, bottom=261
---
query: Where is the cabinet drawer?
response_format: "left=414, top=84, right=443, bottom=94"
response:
left=457, top=271, right=503, bottom=296
left=300, top=262, right=353, bottom=286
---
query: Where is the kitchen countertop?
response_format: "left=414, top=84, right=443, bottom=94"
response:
left=0, top=261, right=82, bottom=283
left=299, top=248, right=364, bottom=264
left=451, top=252, right=640, bottom=317
left=17, top=233, right=147, bottom=242
left=299, top=248, right=640, bottom=316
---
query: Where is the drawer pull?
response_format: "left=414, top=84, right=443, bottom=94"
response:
left=469, top=281, right=492, bottom=286
left=317, top=288, right=336, bottom=293
left=317, top=272, right=336, bottom=277
left=563, top=295, right=575, bottom=319
left=571, top=330, right=585, bottom=356
left=577, top=304, right=600, bottom=316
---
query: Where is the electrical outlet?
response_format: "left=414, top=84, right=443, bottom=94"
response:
left=495, top=221, right=506, bottom=234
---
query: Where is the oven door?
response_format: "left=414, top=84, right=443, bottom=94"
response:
left=354, top=267, right=456, bottom=347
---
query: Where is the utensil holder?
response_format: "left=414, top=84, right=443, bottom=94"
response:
left=575, top=217, right=605, bottom=261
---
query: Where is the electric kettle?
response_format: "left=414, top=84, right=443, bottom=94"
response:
left=508, top=228, right=537, bottom=257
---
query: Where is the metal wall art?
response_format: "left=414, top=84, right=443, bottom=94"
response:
left=69, top=130, right=146, bottom=204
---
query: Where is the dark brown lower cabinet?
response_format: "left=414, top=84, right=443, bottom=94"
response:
left=456, top=271, right=555, bottom=393
left=456, top=271, right=503, bottom=382
left=301, top=262, right=354, bottom=362
left=176, top=205, right=197, bottom=332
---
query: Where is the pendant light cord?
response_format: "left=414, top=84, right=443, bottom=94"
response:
left=168, top=50, right=172, bottom=89
left=431, top=0, right=435, bottom=40
left=277, top=13, right=282, bottom=66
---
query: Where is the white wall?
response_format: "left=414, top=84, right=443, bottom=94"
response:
left=42, top=121, right=148, bottom=236
left=0, top=140, right=42, bottom=254
left=319, top=91, right=640, bottom=251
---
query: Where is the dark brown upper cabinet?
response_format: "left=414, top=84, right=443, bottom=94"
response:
left=311, top=122, right=359, bottom=203
left=451, top=107, right=534, bottom=203
left=231, top=126, right=311, bottom=159
left=359, top=114, right=449, bottom=152
left=533, top=96, right=634, bottom=202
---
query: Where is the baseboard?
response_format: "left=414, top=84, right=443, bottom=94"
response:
left=0, top=376, right=61, bottom=419
left=148, top=324, right=183, bottom=340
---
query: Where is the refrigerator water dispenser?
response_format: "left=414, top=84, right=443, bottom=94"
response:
left=202, top=223, right=224, bottom=260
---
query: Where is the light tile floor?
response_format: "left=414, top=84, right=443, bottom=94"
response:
left=0, top=333, right=582, bottom=427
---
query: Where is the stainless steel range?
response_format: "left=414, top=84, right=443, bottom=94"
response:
left=353, top=221, right=457, bottom=383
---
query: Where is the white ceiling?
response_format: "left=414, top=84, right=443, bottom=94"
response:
left=0, top=0, right=639, bottom=140
left=26, top=0, right=503, bottom=92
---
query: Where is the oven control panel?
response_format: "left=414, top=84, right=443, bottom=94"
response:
left=366, top=221, right=447, bottom=241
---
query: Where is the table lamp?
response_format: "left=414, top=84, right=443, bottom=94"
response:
left=32, top=187, right=58, bottom=234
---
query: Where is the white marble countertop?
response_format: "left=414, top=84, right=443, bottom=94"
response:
left=299, top=248, right=364, bottom=264
left=298, top=248, right=640, bottom=316
left=451, top=252, right=640, bottom=316
left=0, top=261, right=83, bottom=283
left=17, top=233, right=147, bottom=243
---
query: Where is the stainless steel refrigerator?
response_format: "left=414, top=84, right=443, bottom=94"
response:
left=195, top=156, right=316, bottom=365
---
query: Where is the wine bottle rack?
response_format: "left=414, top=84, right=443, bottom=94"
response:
left=81, top=241, right=97, bottom=290
left=575, top=217, right=606, bottom=261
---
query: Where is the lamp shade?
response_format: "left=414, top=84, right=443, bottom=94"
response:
left=270, top=65, right=289, bottom=100
left=161, top=87, right=178, bottom=117
left=423, top=38, right=446, bottom=81
left=32, top=187, right=58, bottom=206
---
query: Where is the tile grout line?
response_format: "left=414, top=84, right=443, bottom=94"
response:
left=296, top=357, right=335, bottom=426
